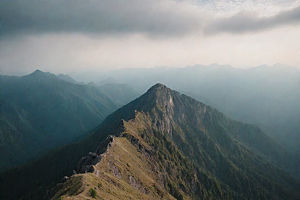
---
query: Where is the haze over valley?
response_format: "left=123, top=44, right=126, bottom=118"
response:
left=0, top=0, right=300, bottom=199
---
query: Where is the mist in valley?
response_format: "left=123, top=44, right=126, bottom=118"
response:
left=67, top=64, right=300, bottom=153
left=1, top=0, right=300, bottom=199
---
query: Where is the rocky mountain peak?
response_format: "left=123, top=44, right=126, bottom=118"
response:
left=143, top=83, right=175, bottom=110
left=45, top=83, right=300, bottom=200
left=129, top=83, right=211, bottom=138
left=147, top=83, right=167, bottom=92
left=143, top=83, right=206, bottom=118
left=6, top=82, right=299, bottom=200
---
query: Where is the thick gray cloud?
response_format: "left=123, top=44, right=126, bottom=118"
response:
left=0, top=0, right=203, bottom=38
left=205, top=5, right=300, bottom=34
left=1, top=0, right=300, bottom=38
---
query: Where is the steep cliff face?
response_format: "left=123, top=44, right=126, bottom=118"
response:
left=51, top=84, right=300, bottom=200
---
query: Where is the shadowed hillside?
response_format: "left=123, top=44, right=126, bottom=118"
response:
left=89, top=64, right=300, bottom=153
left=1, top=84, right=299, bottom=200
left=0, top=70, right=118, bottom=171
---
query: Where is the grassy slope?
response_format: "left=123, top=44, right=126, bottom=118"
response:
left=54, top=84, right=300, bottom=200
left=53, top=137, right=176, bottom=200
left=2, top=84, right=300, bottom=200
left=53, top=112, right=255, bottom=199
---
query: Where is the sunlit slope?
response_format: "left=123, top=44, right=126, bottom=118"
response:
left=52, top=83, right=300, bottom=200
left=52, top=137, right=176, bottom=200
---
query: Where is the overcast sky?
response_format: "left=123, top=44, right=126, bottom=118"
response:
left=1, top=0, right=300, bottom=75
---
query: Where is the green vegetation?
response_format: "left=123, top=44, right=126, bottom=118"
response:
left=95, top=64, right=300, bottom=154
left=90, top=188, right=97, bottom=198
left=1, top=83, right=300, bottom=200
left=118, top=84, right=300, bottom=199
left=0, top=70, right=118, bottom=171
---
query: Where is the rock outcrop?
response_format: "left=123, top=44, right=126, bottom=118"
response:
left=77, top=135, right=114, bottom=173
left=48, top=83, right=300, bottom=200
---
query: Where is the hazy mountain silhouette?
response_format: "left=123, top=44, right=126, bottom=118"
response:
left=0, top=70, right=118, bottom=171
left=98, top=83, right=140, bottom=106
left=56, top=74, right=84, bottom=85
left=88, top=64, right=300, bottom=153
left=1, top=84, right=299, bottom=200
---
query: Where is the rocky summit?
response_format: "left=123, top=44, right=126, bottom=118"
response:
left=48, top=83, right=300, bottom=200
left=1, top=84, right=299, bottom=200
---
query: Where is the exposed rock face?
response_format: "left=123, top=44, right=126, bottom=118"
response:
left=129, top=175, right=149, bottom=194
left=77, top=135, right=114, bottom=173
left=145, top=83, right=213, bottom=139
left=45, top=135, right=116, bottom=200
left=45, top=135, right=115, bottom=199
left=111, top=164, right=122, bottom=179
left=49, top=83, right=300, bottom=200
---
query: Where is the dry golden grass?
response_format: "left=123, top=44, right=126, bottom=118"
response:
left=52, top=135, right=179, bottom=200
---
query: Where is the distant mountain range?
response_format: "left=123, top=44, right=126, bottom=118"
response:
left=56, top=74, right=84, bottom=85
left=97, top=83, right=140, bottom=106
left=57, top=73, right=140, bottom=106
left=74, top=64, right=300, bottom=153
left=1, top=84, right=299, bottom=200
left=0, top=70, right=121, bottom=171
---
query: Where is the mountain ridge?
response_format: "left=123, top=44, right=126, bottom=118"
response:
left=0, top=70, right=118, bottom=171
left=83, top=65, right=300, bottom=154
left=56, top=73, right=83, bottom=85
left=48, top=83, right=300, bottom=199
left=1, top=83, right=299, bottom=199
left=97, top=83, right=140, bottom=106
